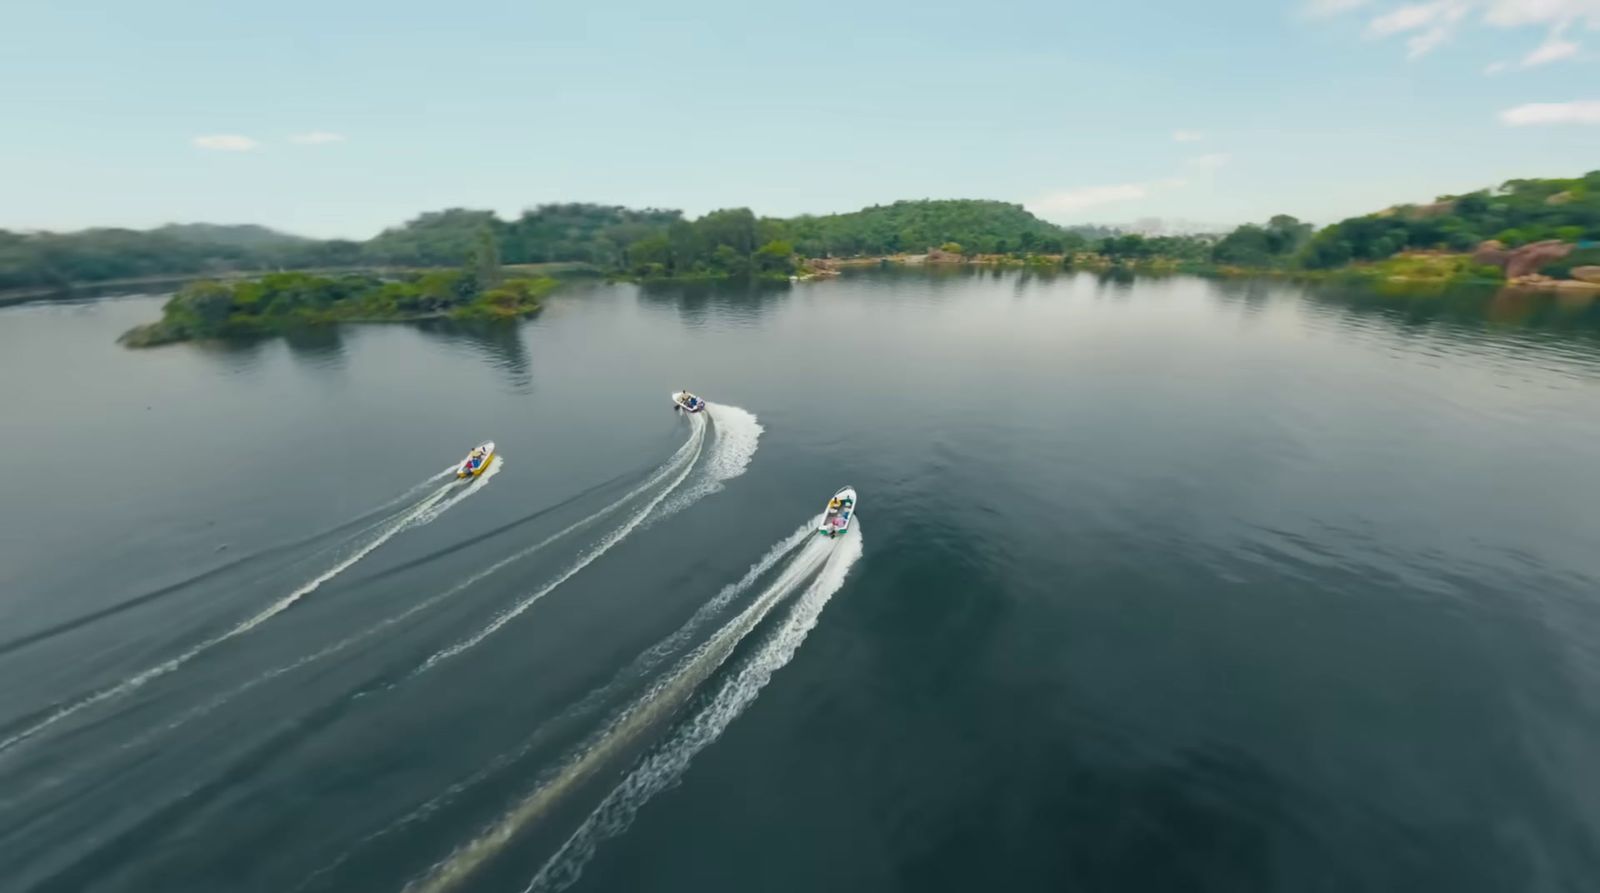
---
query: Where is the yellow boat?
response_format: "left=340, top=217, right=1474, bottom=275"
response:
left=457, top=441, right=495, bottom=479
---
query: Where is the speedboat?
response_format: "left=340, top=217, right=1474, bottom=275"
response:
left=457, top=441, right=495, bottom=479
left=818, top=485, right=857, bottom=538
left=671, top=390, right=706, bottom=413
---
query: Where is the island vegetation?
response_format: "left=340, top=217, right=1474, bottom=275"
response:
left=14, top=171, right=1600, bottom=320
left=120, top=233, right=554, bottom=347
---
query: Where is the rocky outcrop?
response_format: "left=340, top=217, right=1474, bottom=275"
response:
left=1471, top=239, right=1508, bottom=267
left=1472, top=239, right=1572, bottom=279
left=1508, top=240, right=1573, bottom=278
left=1571, top=266, right=1600, bottom=285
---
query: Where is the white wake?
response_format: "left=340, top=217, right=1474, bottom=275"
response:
left=524, top=524, right=864, bottom=893
left=652, top=405, right=763, bottom=522
left=402, top=520, right=859, bottom=893
left=408, top=415, right=711, bottom=676
left=127, top=422, right=716, bottom=748
left=297, top=520, right=815, bottom=893
left=526, top=523, right=862, bottom=892
left=0, top=462, right=501, bottom=756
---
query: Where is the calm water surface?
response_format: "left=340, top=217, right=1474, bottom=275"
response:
left=2, top=269, right=1599, bottom=892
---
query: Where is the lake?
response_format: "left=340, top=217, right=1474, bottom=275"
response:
left=2, top=268, right=1599, bottom=893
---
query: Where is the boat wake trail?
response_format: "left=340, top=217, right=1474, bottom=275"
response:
left=653, top=405, right=763, bottom=522
left=0, top=462, right=502, bottom=757
left=407, top=416, right=709, bottom=678
left=295, top=519, right=815, bottom=893
left=526, top=523, right=861, bottom=892
left=401, top=520, right=860, bottom=893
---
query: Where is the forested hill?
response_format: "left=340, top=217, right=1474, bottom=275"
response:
left=8, top=174, right=1599, bottom=292
left=777, top=199, right=1078, bottom=256
left=0, top=200, right=1079, bottom=291
left=1300, top=171, right=1600, bottom=267
left=151, top=223, right=313, bottom=251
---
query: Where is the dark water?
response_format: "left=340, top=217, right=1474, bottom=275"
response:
left=3, top=269, right=1600, bottom=893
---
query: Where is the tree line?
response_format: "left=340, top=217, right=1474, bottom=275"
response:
left=9, top=172, right=1600, bottom=291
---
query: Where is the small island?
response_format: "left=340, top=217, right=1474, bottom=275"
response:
left=120, top=269, right=554, bottom=347
left=119, top=226, right=559, bottom=347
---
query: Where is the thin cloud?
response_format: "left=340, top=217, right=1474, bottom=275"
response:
left=1187, top=153, right=1232, bottom=170
left=1366, top=1, right=1457, bottom=36
left=1030, top=184, right=1152, bottom=215
left=193, top=134, right=258, bottom=151
left=289, top=131, right=347, bottom=144
left=1171, top=129, right=1204, bottom=142
left=1522, top=33, right=1579, bottom=66
left=1028, top=177, right=1192, bottom=217
left=1330, top=0, right=1594, bottom=62
left=1484, top=0, right=1600, bottom=28
left=1361, top=0, right=1467, bottom=57
left=1307, top=0, right=1372, bottom=15
left=1499, top=99, right=1600, bottom=125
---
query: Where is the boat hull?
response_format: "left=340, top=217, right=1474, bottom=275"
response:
left=457, top=440, right=496, bottom=479
left=818, top=486, right=858, bottom=538
left=671, top=391, right=706, bottom=413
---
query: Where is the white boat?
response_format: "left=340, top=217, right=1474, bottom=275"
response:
left=671, top=390, right=706, bottom=413
left=818, top=485, right=857, bottom=538
left=457, top=441, right=495, bottom=479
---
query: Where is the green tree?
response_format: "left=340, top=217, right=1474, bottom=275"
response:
left=472, top=226, right=502, bottom=290
left=754, top=240, right=796, bottom=274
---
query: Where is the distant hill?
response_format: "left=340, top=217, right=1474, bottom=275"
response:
left=777, top=199, right=1079, bottom=257
left=152, top=223, right=312, bottom=250
left=9, top=175, right=1597, bottom=294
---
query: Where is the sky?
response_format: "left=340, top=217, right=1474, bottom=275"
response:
left=1, top=0, right=1597, bottom=238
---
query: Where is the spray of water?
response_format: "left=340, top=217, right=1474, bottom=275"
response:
left=527, top=524, right=862, bottom=892
left=401, top=521, right=860, bottom=893
left=0, top=461, right=503, bottom=757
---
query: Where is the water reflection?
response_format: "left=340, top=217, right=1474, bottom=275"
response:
left=281, top=325, right=347, bottom=371
left=189, top=335, right=270, bottom=376
left=635, top=276, right=792, bottom=327
left=1304, top=281, right=1600, bottom=342
left=415, top=319, right=533, bottom=391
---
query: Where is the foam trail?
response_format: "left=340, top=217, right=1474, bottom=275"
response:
left=294, top=519, right=814, bottom=892
left=120, top=428, right=707, bottom=751
left=409, top=416, right=708, bottom=676
left=653, top=405, right=762, bottom=522
left=0, top=465, right=498, bottom=756
left=401, top=521, right=846, bottom=893
left=411, top=458, right=503, bottom=526
left=527, top=523, right=862, bottom=893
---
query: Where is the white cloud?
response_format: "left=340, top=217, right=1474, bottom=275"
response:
left=1406, top=22, right=1456, bottom=55
left=1334, top=0, right=1597, bottom=62
left=1367, top=1, right=1455, bottom=36
left=289, top=131, right=347, bottom=144
left=1308, top=0, right=1372, bottom=15
left=1028, top=176, right=1194, bottom=217
left=1485, top=59, right=1511, bottom=73
left=192, top=134, right=258, bottom=151
left=1499, top=99, right=1600, bottom=124
left=1029, top=183, right=1152, bottom=215
left=1483, top=0, right=1600, bottom=28
left=1522, top=33, right=1579, bottom=65
left=1172, top=129, right=1204, bottom=142
left=1187, top=152, right=1232, bottom=170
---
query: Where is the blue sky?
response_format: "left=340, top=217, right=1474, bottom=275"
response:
left=1, top=0, right=1596, bottom=237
